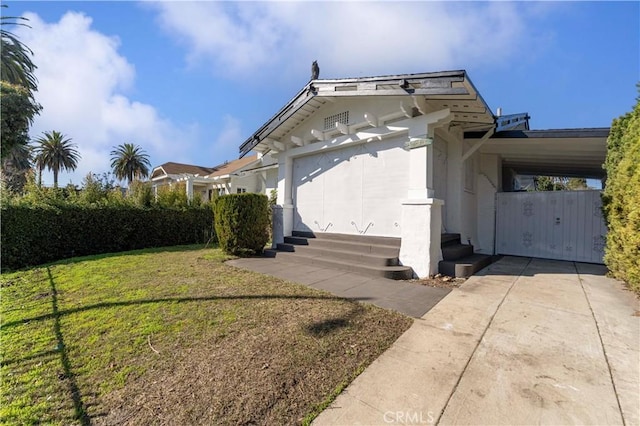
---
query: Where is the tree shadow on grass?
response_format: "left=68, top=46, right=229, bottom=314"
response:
left=304, top=304, right=367, bottom=337
left=47, top=267, right=90, bottom=425
left=3, top=267, right=370, bottom=424
left=3, top=293, right=364, bottom=330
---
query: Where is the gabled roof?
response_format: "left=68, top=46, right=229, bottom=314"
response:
left=150, top=155, right=259, bottom=181
left=151, top=162, right=216, bottom=179
left=206, top=154, right=258, bottom=178
left=239, top=70, right=499, bottom=157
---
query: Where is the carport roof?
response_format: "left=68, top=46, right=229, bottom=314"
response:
left=467, top=128, right=610, bottom=178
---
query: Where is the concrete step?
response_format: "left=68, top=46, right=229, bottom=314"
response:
left=293, top=245, right=399, bottom=267
left=438, top=254, right=493, bottom=278
left=441, top=243, right=474, bottom=261
left=305, top=239, right=400, bottom=257
left=276, top=243, right=295, bottom=252
left=271, top=232, right=410, bottom=280
left=284, top=236, right=309, bottom=245
left=286, top=232, right=400, bottom=257
left=292, top=230, right=402, bottom=248
left=263, top=249, right=277, bottom=258
left=441, top=233, right=461, bottom=247
left=270, top=251, right=413, bottom=280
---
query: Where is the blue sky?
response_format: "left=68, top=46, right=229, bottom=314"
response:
left=6, top=1, right=639, bottom=186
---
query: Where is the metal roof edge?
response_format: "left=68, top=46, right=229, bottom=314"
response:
left=464, top=127, right=611, bottom=139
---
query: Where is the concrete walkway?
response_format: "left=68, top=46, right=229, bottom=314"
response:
left=226, top=257, right=451, bottom=317
left=310, top=257, right=640, bottom=425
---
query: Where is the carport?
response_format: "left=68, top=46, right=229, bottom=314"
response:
left=473, top=128, right=610, bottom=263
left=479, top=128, right=609, bottom=181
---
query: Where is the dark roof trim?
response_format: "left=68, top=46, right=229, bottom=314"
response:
left=239, top=70, right=481, bottom=157
left=464, top=127, right=611, bottom=139
left=495, top=113, right=530, bottom=132
left=239, top=83, right=315, bottom=157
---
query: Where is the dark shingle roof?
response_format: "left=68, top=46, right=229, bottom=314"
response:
left=151, top=155, right=258, bottom=179
left=207, top=155, right=258, bottom=178
left=151, top=162, right=216, bottom=178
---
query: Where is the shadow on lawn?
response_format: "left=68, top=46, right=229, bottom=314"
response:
left=305, top=304, right=367, bottom=337
left=47, top=267, right=91, bottom=426
left=3, top=293, right=367, bottom=330
left=4, top=268, right=372, bottom=424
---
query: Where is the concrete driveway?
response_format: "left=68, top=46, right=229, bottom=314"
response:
left=313, top=256, right=640, bottom=425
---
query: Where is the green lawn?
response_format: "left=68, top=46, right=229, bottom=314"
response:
left=1, top=246, right=412, bottom=425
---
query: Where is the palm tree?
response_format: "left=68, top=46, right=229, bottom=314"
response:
left=1, top=5, right=38, bottom=94
left=33, top=149, right=44, bottom=187
left=1, top=142, right=32, bottom=192
left=33, top=131, right=80, bottom=188
left=110, top=143, right=151, bottom=184
left=1, top=7, right=42, bottom=160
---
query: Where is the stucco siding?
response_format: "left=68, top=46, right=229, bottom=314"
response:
left=231, top=174, right=258, bottom=194
left=433, top=132, right=448, bottom=229
left=476, top=154, right=500, bottom=254
left=292, top=136, right=409, bottom=236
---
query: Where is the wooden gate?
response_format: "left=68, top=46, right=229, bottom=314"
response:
left=496, top=190, right=607, bottom=263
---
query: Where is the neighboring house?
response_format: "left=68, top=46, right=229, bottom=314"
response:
left=150, top=154, right=278, bottom=201
left=238, top=70, right=609, bottom=277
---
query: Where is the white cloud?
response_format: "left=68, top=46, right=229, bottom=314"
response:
left=17, top=11, right=197, bottom=186
left=211, top=115, right=243, bottom=156
left=150, top=2, right=550, bottom=81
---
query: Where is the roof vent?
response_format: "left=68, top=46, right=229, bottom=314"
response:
left=324, top=111, right=349, bottom=131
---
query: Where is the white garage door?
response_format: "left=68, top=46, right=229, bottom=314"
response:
left=496, top=190, right=607, bottom=263
left=293, top=138, right=408, bottom=237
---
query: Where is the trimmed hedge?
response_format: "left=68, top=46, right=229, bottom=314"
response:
left=1, top=205, right=214, bottom=271
left=214, top=193, right=269, bottom=255
left=602, top=94, right=640, bottom=293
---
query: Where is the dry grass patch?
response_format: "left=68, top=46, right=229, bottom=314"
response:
left=1, top=246, right=412, bottom=425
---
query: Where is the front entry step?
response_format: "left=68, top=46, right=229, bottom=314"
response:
left=439, top=254, right=493, bottom=278
left=266, top=232, right=413, bottom=280
left=438, top=233, right=495, bottom=278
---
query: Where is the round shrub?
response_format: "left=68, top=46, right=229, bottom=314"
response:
left=214, top=193, right=269, bottom=255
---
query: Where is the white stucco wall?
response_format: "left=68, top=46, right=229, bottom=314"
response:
left=433, top=130, right=449, bottom=230
left=399, top=198, right=443, bottom=277
left=476, top=153, right=501, bottom=254
left=445, top=128, right=464, bottom=233
left=265, top=168, right=278, bottom=197
left=462, top=146, right=478, bottom=247
left=231, top=173, right=259, bottom=194
left=292, top=136, right=409, bottom=237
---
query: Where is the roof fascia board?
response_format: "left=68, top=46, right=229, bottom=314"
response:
left=150, top=165, right=168, bottom=178
left=151, top=173, right=183, bottom=182
left=239, top=70, right=469, bottom=157
left=236, top=163, right=279, bottom=175
left=461, top=72, right=495, bottom=121
left=316, top=87, right=469, bottom=97
left=464, top=127, right=611, bottom=139
left=307, top=70, right=465, bottom=85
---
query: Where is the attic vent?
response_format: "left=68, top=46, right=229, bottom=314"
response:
left=324, top=111, right=349, bottom=131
